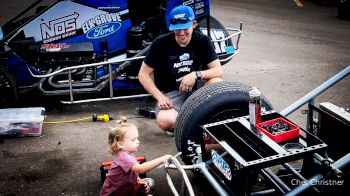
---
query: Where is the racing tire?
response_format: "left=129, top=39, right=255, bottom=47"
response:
left=0, top=65, right=18, bottom=108
left=196, top=16, right=234, bottom=65
left=175, top=81, right=273, bottom=165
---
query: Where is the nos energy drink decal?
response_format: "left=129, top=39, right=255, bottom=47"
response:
left=7, top=0, right=130, bottom=82
left=82, top=13, right=122, bottom=39
left=211, top=150, right=232, bottom=181
left=19, top=1, right=130, bottom=56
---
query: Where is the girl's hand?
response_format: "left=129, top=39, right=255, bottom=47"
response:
left=143, top=183, right=150, bottom=194
left=136, top=179, right=150, bottom=194
left=162, top=155, right=172, bottom=163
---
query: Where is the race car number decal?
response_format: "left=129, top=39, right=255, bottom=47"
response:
left=211, top=150, right=232, bottom=181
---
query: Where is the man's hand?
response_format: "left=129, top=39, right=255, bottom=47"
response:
left=157, top=95, right=173, bottom=110
left=176, top=72, right=197, bottom=92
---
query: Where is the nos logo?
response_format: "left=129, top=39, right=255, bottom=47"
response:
left=86, top=22, right=121, bottom=39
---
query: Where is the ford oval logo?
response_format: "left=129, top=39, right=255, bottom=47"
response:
left=86, top=22, right=121, bottom=39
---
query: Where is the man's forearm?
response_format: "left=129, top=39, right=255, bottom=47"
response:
left=139, top=74, right=164, bottom=101
left=201, top=66, right=223, bottom=80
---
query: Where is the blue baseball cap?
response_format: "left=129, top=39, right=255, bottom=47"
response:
left=168, top=5, right=195, bottom=31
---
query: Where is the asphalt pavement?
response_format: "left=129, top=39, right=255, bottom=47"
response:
left=1, top=0, right=349, bottom=195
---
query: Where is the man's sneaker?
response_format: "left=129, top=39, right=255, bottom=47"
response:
left=166, top=131, right=175, bottom=137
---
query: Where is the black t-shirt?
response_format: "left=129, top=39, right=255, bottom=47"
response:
left=144, top=31, right=218, bottom=93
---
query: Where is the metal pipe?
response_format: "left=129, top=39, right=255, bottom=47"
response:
left=38, top=77, right=110, bottom=96
left=281, top=163, right=320, bottom=193
left=48, top=68, right=92, bottom=88
left=165, top=156, right=195, bottom=196
left=313, top=153, right=343, bottom=179
left=60, top=94, right=150, bottom=104
left=251, top=189, right=276, bottom=196
left=286, top=153, right=350, bottom=195
left=165, top=170, right=180, bottom=196
left=281, top=66, right=350, bottom=116
left=219, top=50, right=240, bottom=63
left=108, top=63, right=113, bottom=98
left=27, top=55, right=146, bottom=78
left=262, top=168, right=291, bottom=193
left=305, top=99, right=316, bottom=132
left=210, top=28, right=242, bottom=42
left=237, top=22, right=243, bottom=51
left=162, top=151, right=227, bottom=196
left=207, top=14, right=211, bottom=39
left=68, top=70, right=73, bottom=102
left=306, top=101, right=313, bottom=132
left=281, top=163, right=306, bottom=181
left=35, top=46, right=151, bottom=98
left=197, top=162, right=229, bottom=196
left=165, top=171, right=179, bottom=196
left=163, top=163, right=195, bottom=170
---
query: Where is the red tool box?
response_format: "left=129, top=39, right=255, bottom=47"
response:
left=256, top=117, right=300, bottom=143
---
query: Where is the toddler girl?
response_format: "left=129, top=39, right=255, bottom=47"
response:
left=100, top=117, right=171, bottom=196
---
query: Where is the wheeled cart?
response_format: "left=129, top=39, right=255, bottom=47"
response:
left=165, top=66, right=350, bottom=195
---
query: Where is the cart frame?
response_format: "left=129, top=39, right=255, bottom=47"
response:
left=165, top=66, right=350, bottom=195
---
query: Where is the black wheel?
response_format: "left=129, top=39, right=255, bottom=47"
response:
left=175, top=81, right=273, bottom=165
left=196, top=16, right=234, bottom=65
left=0, top=65, right=18, bottom=108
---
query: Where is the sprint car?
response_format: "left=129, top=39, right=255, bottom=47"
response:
left=0, top=0, right=241, bottom=108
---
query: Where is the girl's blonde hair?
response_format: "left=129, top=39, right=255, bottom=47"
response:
left=108, top=117, right=136, bottom=155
